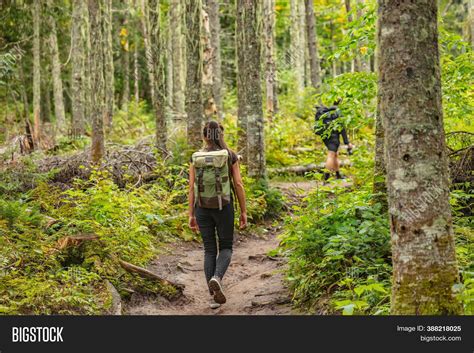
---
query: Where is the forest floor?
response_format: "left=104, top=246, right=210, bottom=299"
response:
left=124, top=179, right=351, bottom=315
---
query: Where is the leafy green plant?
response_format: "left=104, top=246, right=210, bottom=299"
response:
left=280, top=184, right=391, bottom=314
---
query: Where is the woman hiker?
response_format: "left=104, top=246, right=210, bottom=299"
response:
left=188, top=120, right=248, bottom=309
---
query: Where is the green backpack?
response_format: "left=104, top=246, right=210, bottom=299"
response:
left=192, top=149, right=231, bottom=210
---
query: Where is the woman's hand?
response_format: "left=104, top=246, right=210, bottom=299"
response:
left=239, top=212, right=248, bottom=230
left=189, top=216, right=199, bottom=233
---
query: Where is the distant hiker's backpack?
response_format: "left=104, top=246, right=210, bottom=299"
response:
left=192, top=149, right=231, bottom=210
left=314, top=105, right=339, bottom=136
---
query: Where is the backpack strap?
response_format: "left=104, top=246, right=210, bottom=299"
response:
left=196, top=167, right=204, bottom=207
left=214, top=166, right=223, bottom=210
left=227, top=150, right=237, bottom=209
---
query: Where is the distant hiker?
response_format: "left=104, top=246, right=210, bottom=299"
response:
left=314, top=98, right=354, bottom=181
left=188, top=120, right=248, bottom=309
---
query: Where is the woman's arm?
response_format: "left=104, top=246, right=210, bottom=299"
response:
left=188, top=165, right=199, bottom=232
left=231, top=161, right=248, bottom=229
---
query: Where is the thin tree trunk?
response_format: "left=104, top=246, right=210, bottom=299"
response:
left=140, top=0, right=168, bottom=156
left=185, top=0, right=204, bottom=150
left=263, top=0, right=278, bottom=118
left=48, top=0, right=66, bottom=133
left=104, top=0, right=115, bottom=128
left=166, top=21, right=174, bottom=114
left=18, top=62, right=34, bottom=152
left=344, top=0, right=360, bottom=72
left=205, top=0, right=223, bottom=119
left=298, top=0, right=308, bottom=86
left=71, top=0, right=85, bottom=136
left=32, top=0, right=42, bottom=148
left=237, top=0, right=266, bottom=179
left=290, top=0, right=304, bottom=92
left=305, top=0, right=322, bottom=90
left=467, top=0, right=474, bottom=48
left=373, top=94, right=387, bottom=210
left=89, top=0, right=105, bottom=164
left=83, top=1, right=93, bottom=124
left=378, top=0, right=462, bottom=314
left=201, top=6, right=217, bottom=119
left=121, top=1, right=130, bottom=110
left=169, top=0, right=186, bottom=120
left=134, top=28, right=140, bottom=104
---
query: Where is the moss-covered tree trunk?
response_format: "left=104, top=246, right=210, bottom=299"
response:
left=185, top=0, right=204, bottom=150
left=71, top=0, right=85, bottom=137
left=32, top=0, right=41, bottom=148
left=378, top=0, right=462, bottom=315
left=89, top=0, right=105, bottom=164
left=236, top=0, right=266, bottom=179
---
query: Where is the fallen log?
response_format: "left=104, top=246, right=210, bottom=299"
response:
left=268, top=161, right=352, bottom=176
left=118, top=259, right=185, bottom=295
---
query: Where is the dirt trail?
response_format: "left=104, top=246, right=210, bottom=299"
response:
left=124, top=181, right=322, bottom=315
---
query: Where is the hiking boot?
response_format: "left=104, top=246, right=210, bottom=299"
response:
left=208, top=276, right=226, bottom=304
left=335, top=171, right=346, bottom=180
left=209, top=299, right=221, bottom=309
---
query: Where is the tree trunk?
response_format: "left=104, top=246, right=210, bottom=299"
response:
left=104, top=0, right=115, bottom=128
left=305, top=0, right=322, bottom=90
left=83, top=1, right=93, bottom=125
left=290, top=0, right=304, bottom=92
left=373, top=93, right=387, bottom=210
left=47, top=0, right=66, bottom=133
left=140, top=0, right=168, bottom=156
left=467, top=0, right=474, bottom=49
left=201, top=6, right=217, bottom=119
left=32, top=0, right=42, bottom=148
left=378, top=0, right=462, bottom=314
left=237, top=0, right=266, bottom=179
left=133, top=23, right=140, bottom=104
left=71, top=0, right=86, bottom=136
left=169, top=0, right=186, bottom=120
left=18, top=62, right=34, bottom=152
left=263, top=0, right=278, bottom=119
left=204, top=0, right=223, bottom=119
left=89, top=0, right=105, bottom=164
left=120, top=1, right=131, bottom=110
left=185, top=0, right=204, bottom=150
